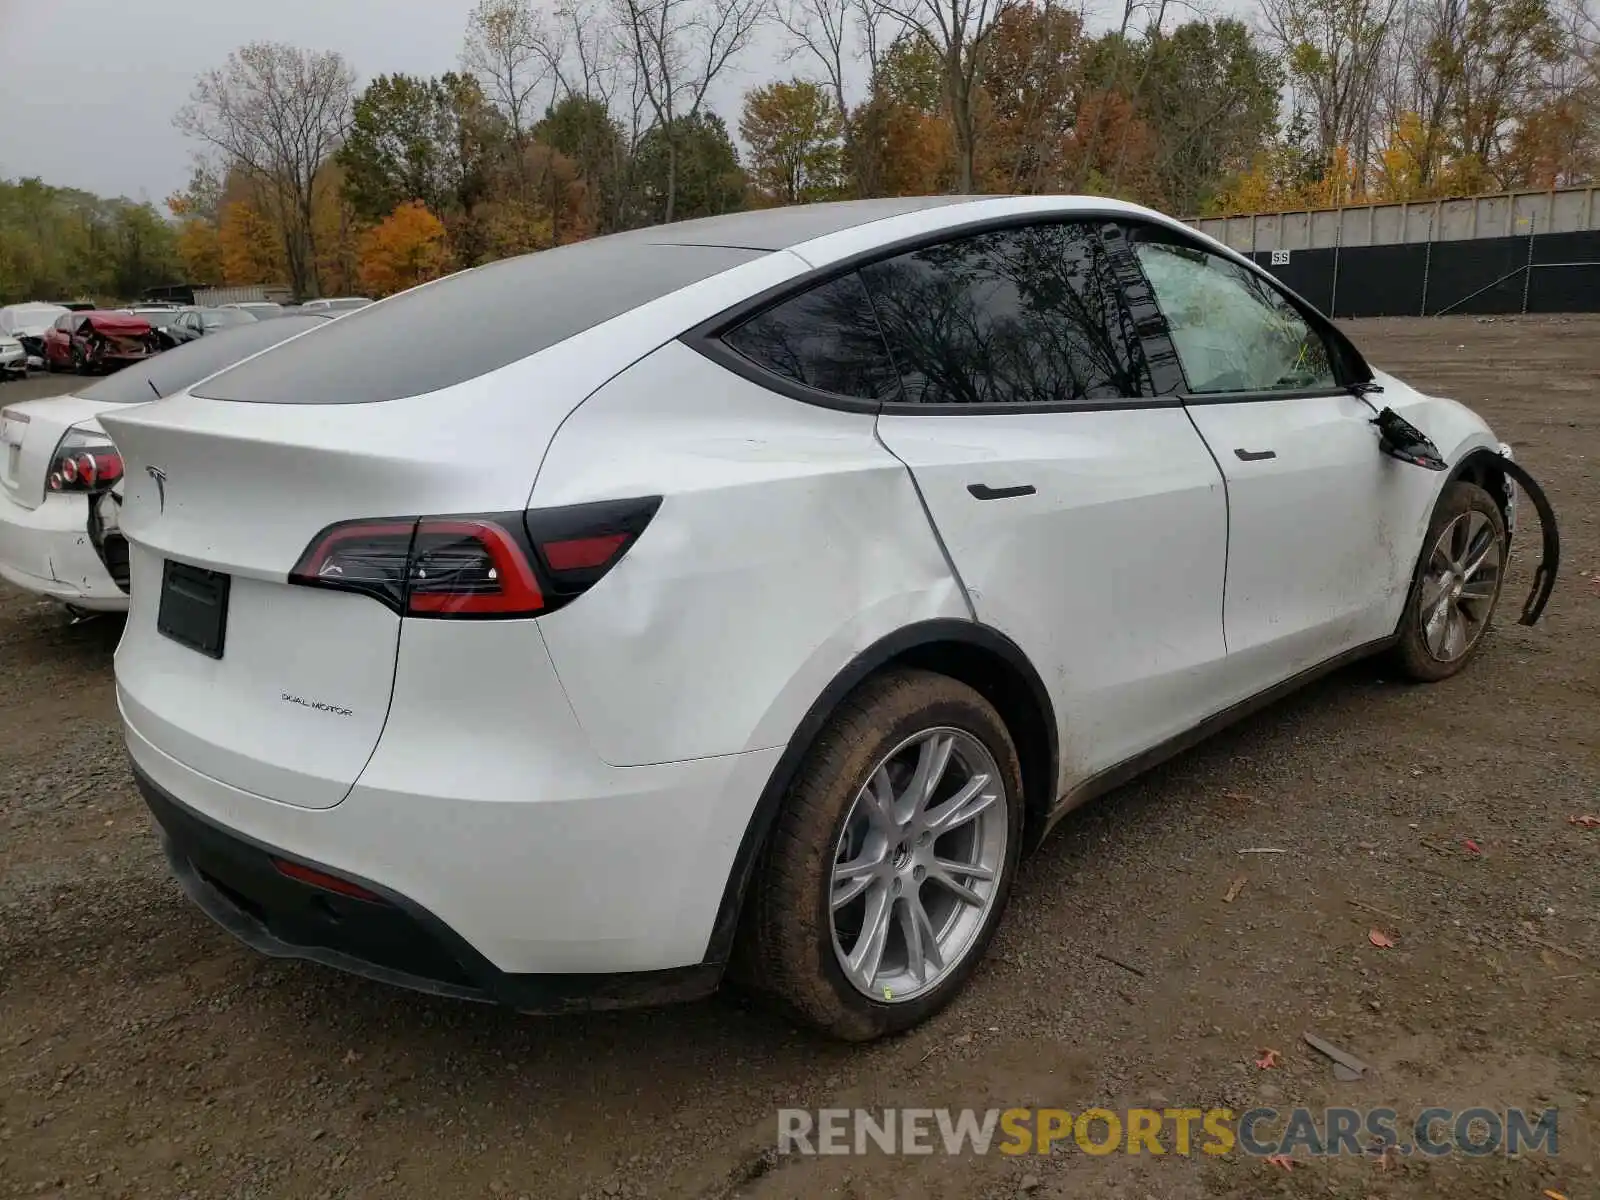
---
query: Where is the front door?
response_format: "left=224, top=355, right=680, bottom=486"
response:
left=863, top=220, right=1231, bottom=793
left=1127, top=230, right=1398, bottom=692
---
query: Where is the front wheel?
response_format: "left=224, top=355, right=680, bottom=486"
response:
left=1393, top=481, right=1507, bottom=681
left=742, top=668, right=1024, bottom=1041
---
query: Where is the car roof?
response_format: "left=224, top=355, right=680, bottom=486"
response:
left=634, top=197, right=978, bottom=250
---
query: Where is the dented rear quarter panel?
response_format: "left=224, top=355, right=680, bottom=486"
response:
left=527, top=339, right=965, bottom=768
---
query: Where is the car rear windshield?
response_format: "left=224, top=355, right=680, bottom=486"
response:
left=77, top=315, right=332, bottom=403
left=191, top=239, right=765, bottom=404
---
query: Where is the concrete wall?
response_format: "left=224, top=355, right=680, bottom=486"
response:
left=1187, top=186, right=1600, bottom=253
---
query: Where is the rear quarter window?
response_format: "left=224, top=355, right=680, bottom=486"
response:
left=191, top=239, right=764, bottom=404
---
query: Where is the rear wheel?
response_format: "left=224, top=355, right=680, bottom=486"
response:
left=1393, top=481, right=1507, bottom=682
left=743, top=668, right=1024, bottom=1041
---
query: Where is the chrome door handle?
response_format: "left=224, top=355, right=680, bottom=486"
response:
left=1233, top=448, right=1277, bottom=462
left=967, top=483, right=1036, bottom=500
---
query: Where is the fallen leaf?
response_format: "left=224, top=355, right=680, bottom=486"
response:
left=1265, top=1154, right=1294, bottom=1171
left=1255, top=1048, right=1280, bottom=1069
left=1569, top=815, right=1599, bottom=828
left=1224, top=875, right=1248, bottom=903
left=1369, top=929, right=1397, bottom=948
left=1463, top=837, right=1483, bottom=855
left=1543, top=1191, right=1568, bottom=1200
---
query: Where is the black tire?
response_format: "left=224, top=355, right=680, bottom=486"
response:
left=71, top=345, right=89, bottom=375
left=741, top=668, right=1025, bottom=1041
left=1393, top=481, right=1507, bottom=682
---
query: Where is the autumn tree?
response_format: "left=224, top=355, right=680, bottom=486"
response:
left=358, top=201, right=452, bottom=296
left=866, top=0, right=1013, bottom=191
left=741, top=80, right=847, bottom=203
left=217, top=200, right=284, bottom=285
left=977, top=1, right=1084, bottom=192
left=848, top=35, right=955, bottom=196
left=536, top=95, right=632, bottom=234
left=1135, top=20, right=1283, bottom=215
left=632, top=112, right=747, bottom=222
left=613, top=0, right=769, bottom=221
left=462, top=0, right=548, bottom=150
left=176, top=42, right=356, bottom=297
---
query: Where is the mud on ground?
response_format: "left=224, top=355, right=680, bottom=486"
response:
left=0, top=314, right=1596, bottom=1199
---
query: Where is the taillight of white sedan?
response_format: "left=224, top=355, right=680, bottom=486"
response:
left=98, top=197, right=1558, bottom=1041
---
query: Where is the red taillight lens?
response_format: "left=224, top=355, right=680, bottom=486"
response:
left=405, top=520, right=545, bottom=616
left=290, top=498, right=661, bottom=619
left=270, top=857, right=384, bottom=902
left=47, top=431, right=123, bottom=494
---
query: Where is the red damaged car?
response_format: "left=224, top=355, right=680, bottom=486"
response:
left=43, top=310, right=160, bottom=374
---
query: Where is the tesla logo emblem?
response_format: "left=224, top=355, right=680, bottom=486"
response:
left=146, top=466, right=167, bottom=512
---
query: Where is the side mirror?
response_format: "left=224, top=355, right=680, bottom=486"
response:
left=1372, top=407, right=1446, bottom=471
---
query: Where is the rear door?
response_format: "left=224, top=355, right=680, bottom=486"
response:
left=862, top=221, right=1230, bottom=788
left=1126, top=228, right=1397, bottom=691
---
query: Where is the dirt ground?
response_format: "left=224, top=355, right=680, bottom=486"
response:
left=0, top=314, right=1596, bottom=1200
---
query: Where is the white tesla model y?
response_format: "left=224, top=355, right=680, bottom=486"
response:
left=101, top=197, right=1558, bottom=1040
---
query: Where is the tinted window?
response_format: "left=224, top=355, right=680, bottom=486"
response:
left=76, top=314, right=332, bottom=403
left=723, top=272, right=899, bottom=400
left=202, top=308, right=255, bottom=330
left=859, top=222, right=1148, bottom=406
left=193, top=238, right=763, bottom=404
left=1134, top=242, right=1335, bottom=394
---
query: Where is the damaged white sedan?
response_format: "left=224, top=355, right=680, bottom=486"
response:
left=99, top=196, right=1558, bottom=1041
left=0, top=315, right=331, bottom=613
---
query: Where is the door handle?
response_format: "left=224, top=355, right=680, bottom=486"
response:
left=1233, top=448, right=1277, bottom=462
left=967, top=483, right=1036, bottom=500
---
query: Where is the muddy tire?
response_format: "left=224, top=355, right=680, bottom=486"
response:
left=1393, top=481, right=1507, bottom=682
left=741, top=668, right=1024, bottom=1041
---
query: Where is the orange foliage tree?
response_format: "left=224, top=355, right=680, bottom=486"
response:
left=218, top=200, right=285, bottom=285
left=357, top=201, right=451, bottom=296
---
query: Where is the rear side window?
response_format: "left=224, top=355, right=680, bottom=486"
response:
left=190, top=239, right=763, bottom=404
left=722, top=272, right=900, bottom=400
left=859, top=222, right=1150, bottom=407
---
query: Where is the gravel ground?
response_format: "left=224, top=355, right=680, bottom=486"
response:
left=0, top=315, right=1596, bottom=1200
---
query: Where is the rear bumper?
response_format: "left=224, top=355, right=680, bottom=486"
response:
left=138, top=766, right=722, bottom=1012
left=123, top=692, right=783, bottom=996
left=0, top=491, right=127, bottom=609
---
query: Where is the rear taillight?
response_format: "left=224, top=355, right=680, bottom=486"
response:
left=289, top=497, right=660, bottom=619
left=48, top=429, right=123, bottom=494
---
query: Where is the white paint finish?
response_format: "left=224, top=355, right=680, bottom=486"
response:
left=530, top=340, right=964, bottom=766
left=875, top=407, right=1229, bottom=790
left=0, top=487, right=125, bottom=609
left=125, top=693, right=784, bottom=973
left=0, top=394, right=127, bottom=607
left=0, top=392, right=113, bottom=508
left=97, top=247, right=817, bottom=581
left=116, top=544, right=403, bottom=808
left=1182, top=379, right=1492, bottom=690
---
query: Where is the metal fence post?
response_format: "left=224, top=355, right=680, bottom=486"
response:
left=1521, top=213, right=1537, bottom=314
left=1420, top=210, right=1433, bottom=316
left=1329, top=223, right=1342, bottom=318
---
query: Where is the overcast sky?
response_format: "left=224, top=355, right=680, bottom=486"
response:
left=0, top=0, right=1251, bottom=207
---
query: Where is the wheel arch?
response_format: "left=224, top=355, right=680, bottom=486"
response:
left=702, top=618, right=1058, bottom=966
left=1448, top=446, right=1513, bottom=532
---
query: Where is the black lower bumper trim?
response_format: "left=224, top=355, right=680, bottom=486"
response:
left=135, top=763, right=724, bottom=1014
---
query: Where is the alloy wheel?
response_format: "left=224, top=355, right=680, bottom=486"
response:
left=829, top=727, right=1008, bottom=1004
left=1418, top=509, right=1502, bottom=662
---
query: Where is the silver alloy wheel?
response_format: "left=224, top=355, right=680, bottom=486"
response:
left=828, top=727, right=1007, bottom=1004
left=1419, top=509, right=1502, bottom=662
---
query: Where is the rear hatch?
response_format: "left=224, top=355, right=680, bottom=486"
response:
left=100, top=235, right=779, bottom=810
left=101, top=392, right=550, bottom=810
